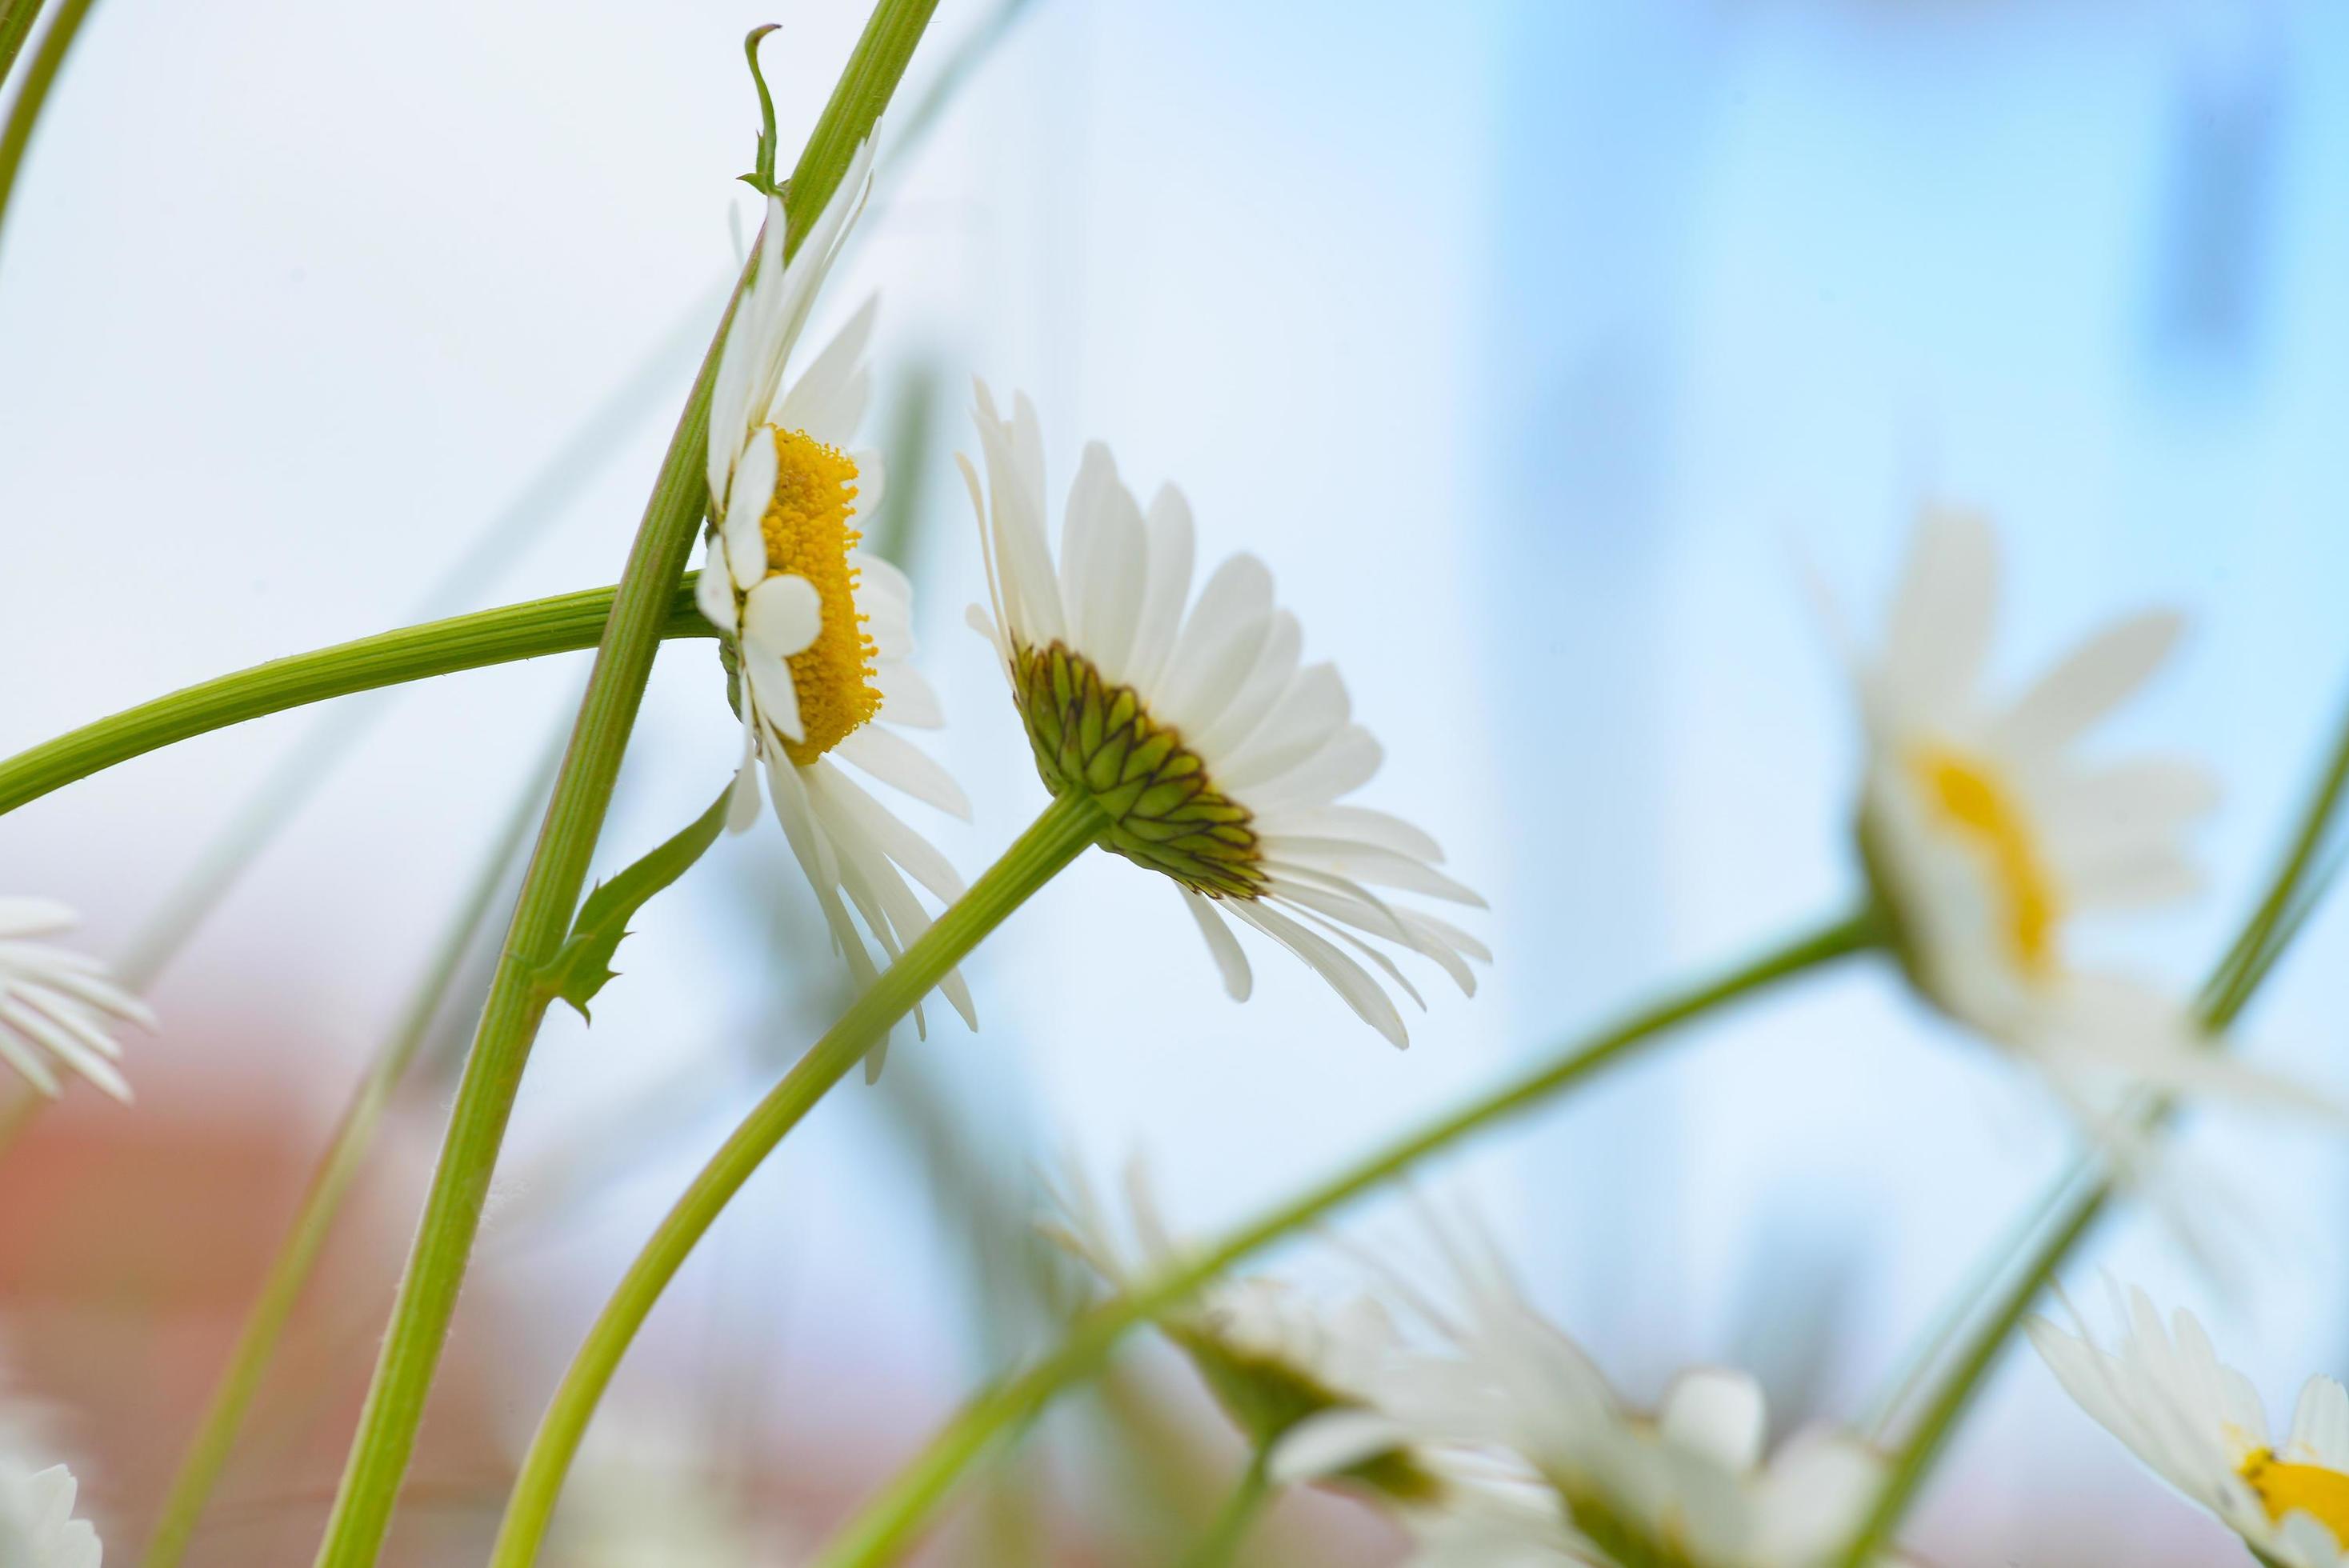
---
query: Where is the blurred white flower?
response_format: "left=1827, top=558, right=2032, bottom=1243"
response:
left=554, top=1403, right=787, bottom=1568
left=0, top=1453, right=101, bottom=1568
left=961, top=383, right=1486, bottom=1046
left=2031, top=1282, right=2349, bottom=1568
left=1050, top=1162, right=1414, bottom=1457
left=1277, top=1247, right=1911, bottom=1567
left=697, top=136, right=974, bottom=1056
left=1846, top=510, right=2310, bottom=1134
left=0, top=898, right=149, bottom=1103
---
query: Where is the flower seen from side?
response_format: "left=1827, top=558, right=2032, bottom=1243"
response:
left=960, top=383, right=1485, bottom=1046
left=695, top=136, right=974, bottom=1058
left=2031, top=1282, right=2349, bottom=1568
left=0, top=898, right=149, bottom=1103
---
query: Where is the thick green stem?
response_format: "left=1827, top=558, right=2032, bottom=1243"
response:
left=486, top=792, right=1104, bottom=1568
left=0, top=0, right=93, bottom=262
left=314, top=18, right=941, bottom=1554
left=141, top=739, right=558, bottom=1568
left=0, top=581, right=710, bottom=819
left=308, top=312, right=734, bottom=1568
left=810, top=910, right=1882, bottom=1567
left=1833, top=686, right=2349, bottom=1567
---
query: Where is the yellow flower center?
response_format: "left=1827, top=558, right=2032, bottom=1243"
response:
left=757, top=426, right=879, bottom=766
left=1907, top=744, right=2063, bottom=978
left=2241, top=1448, right=2349, bottom=1546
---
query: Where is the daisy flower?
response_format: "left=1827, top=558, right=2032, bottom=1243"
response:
left=959, top=383, right=1485, bottom=1046
left=1046, top=1162, right=1486, bottom=1509
left=694, top=136, right=974, bottom=1054
left=1278, top=1250, right=1913, bottom=1568
left=0, top=1450, right=100, bottom=1568
left=0, top=898, right=148, bottom=1103
left=1844, top=510, right=2302, bottom=1128
left=2030, top=1283, right=2349, bottom=1568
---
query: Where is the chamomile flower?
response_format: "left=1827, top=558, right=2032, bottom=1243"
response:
left=0, top=898, right=147, bottom=1103
left=1281, top=1254, right=1912, bottom=1568
left=1048, top=1162, right=1431, bottom=1486
left=2030, top=1284, right=2349, bottom=1568
left=0, top=1452, right=100, bottom=1568
left=1846, top=510, right=2299, bottom=1129
left=695, top=138, right=974, bottom=1054
left=960, top=384, right=1486, bottom=1046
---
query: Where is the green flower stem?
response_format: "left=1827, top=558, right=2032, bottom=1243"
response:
left=810, top=909, right=1883, bottom=1568
left=140, top=738, right=559, bottom=1568
left=486, top=791, right=1106, bottom=1568
left=1832, top=690, right=2349, bottom=1568
left=1175, top=1449, right=1276, bottom=1568
left=0, top=0, right=94, bottom=262
left=314, top=6, right=937, bottom=1550
left=0, top=581, right=711, bottom=820
left=0, top=0, right=47, bottom=90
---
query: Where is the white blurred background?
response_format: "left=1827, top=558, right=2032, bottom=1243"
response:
left=3, top=0, right=2347, bottom=1562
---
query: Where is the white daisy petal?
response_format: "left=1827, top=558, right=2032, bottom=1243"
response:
left=0, top=903, right=147, bottom=1102
left=1178, top=891, right=1252, bottom=1002
left=721, top=434, right=778, bottom=586
left=772, top=294, right=878, bottom=443
left=745, top=654, right=805, bottom=744
left=873, top=662, right=945, bottom=728
left=742, top=573, right=822, bottom=658
left=694, top=534, right=738, bottom=632
left=836, top=726, right=974, bottom=821
left=958, top=400, right=1478, bottom=1050
left=1995, top=609, right=2187, bottom=757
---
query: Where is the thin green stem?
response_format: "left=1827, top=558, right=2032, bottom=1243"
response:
left=140, top=737, right=560, bottom=1568
left=0, top=0, right=47, bottom=90
left=486, top=792, right=1105, bottom=1568
left=0, top=580, right=710, bottom=820
left=810, top=909, right=1883, bottom=1568
left=1833, top=686, right=2349, bottom=1567
left=0, top=0, right=94, bottom=262
left=317, top=19, right=939, bottom=1551
left=112, top=292, right=721, bottom=990
left=1174, top=1448, right=1275, bottom=1568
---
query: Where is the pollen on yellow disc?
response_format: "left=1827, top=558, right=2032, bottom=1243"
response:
left=1908, top=744, right=2062, bottom=978
left=2241, top=1449, right=2349, bottom=1546
left=758, top=426, right=881, bottom=766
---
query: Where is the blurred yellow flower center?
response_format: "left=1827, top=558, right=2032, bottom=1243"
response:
left=758, top=426, right=879, bottom=766
left=1910, top=745, right=2061, bottom=978
left=2240, top=1449, right=2349, bottom=1545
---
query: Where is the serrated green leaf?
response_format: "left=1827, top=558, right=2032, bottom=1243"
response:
left=540, top=786, right=732, bottom=1021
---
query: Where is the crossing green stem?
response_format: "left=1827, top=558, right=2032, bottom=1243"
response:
left=810, top=909, right=1882, bottom=1567
left=1832, top=686, right=2349, bottom=1567
left=312, top=16, right=942, bottom=1557
left=486, top=793, right=1104, bottom=1568
left=140, top=740, right=558, bottom=1568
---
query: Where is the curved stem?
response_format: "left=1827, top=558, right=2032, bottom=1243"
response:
left=810, top=909, right=1883, bottom=1568
left=0, top=0, right=94, bottom=262
left=0, top=0, right=48, bottom=90
left=486, top=793, right=1104, bottom=1568
left=140, top=736, right=559, bottom=1568
left=1832, top=686, right=2349, bottom=1567
left=0, top=580, right=711, bottom=819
